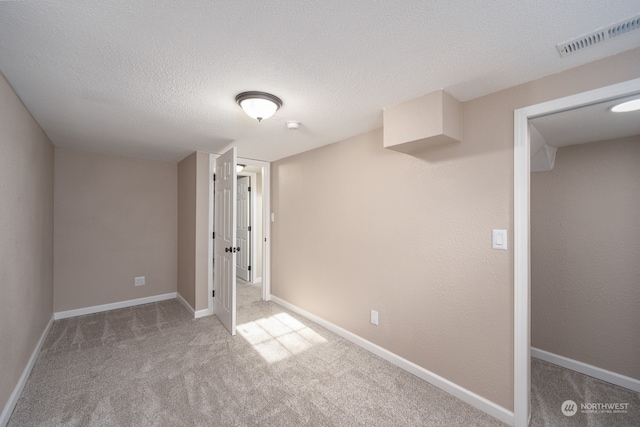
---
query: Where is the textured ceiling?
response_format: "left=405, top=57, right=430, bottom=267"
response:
left=1, top=1, right=639, bottom=162
left=531, top=93, right=640, bottom=148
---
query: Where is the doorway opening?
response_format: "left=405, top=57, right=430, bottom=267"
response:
left=237, top=166, right=265, bottom=285
left=208, top=152, right=271, bottom=333
left=513, top=77, right=640, bottom=427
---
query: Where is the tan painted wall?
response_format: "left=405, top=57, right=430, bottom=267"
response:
left=178, top=152, right=197, bottom=308
left=177, top=151, right=210, bottom=311
left=54, top=149, right=177, bottom=312
left=531, top=136, right=640, bottom=380
left=0, top=74, right=54, bottom=413
left=271, top=47, right=640, bottom=411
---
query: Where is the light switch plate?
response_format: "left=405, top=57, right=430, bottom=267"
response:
left=492, top=229, right=507, bottom=250
left=134, top=276, right=146, bottom=286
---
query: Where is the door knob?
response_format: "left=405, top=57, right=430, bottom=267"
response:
left=225, top=247, right=230, bottom=253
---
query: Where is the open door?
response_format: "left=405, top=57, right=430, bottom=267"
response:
left=236, top=175, right=251, bottom=281
left=213, top=147, right=237, bottom=335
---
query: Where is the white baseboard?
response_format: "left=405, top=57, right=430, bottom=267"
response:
left=54, top=292, right=177, bottom=320
left=194, top=308, right=211, bottom=319
left=531, top=347, right=640, bottom=393
left=176, top=292, right=195, bottom=316
left=0, top=315, right=54, bottom=427
left=269, top=295, right=514, bottom=426
left=175, top=293, right=211, bottom=319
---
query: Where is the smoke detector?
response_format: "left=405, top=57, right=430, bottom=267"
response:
left=286, top=121, right=300, bottom=130
left=556, top=14, right=640, bottom=57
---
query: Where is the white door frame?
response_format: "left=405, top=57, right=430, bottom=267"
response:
left=513, top=77, right=640, bottom=427
left=209, top=154, right=271, bottom=315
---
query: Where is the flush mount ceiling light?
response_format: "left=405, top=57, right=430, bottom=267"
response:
left=610, top=98, right=640, bottom=113
left=236, top=164, right=245, bottom=173
left=235, top=91, right=282, bottom=122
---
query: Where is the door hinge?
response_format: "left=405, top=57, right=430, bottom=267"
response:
left=248, top=266, right=252, bottom=271
left=212, top=232, right=215, bottom=239
left=212, top=290, right=215, bottom=298
left=248, top=186, right=251, bottom=192
left=213, top=173, right=216, bottom=182
left=248, top=226, right=251, bottom=232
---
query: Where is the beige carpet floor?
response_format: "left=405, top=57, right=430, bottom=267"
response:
left=9, top=282, right=638, bottom=426
left=9, top=282, right=505, bottom=426
left=530, top=358, right=639, bottom=427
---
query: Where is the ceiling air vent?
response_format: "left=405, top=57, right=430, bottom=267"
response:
left=557, top=14, right=640, bottom=57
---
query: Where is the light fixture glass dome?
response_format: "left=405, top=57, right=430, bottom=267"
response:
left=236, top=91, right=282, bottom=122
left=610, top=98, right=640, bottom=113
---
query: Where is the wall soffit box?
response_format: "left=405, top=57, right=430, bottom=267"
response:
left=383, top=90, right=462, bottom=155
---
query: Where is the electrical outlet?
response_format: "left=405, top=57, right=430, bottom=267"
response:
left=370, top=310, right=379, bottom=326
left=134, top=276, right=145, bottom=286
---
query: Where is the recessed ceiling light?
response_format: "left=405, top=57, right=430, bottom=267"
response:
left=610, top=98, right=640, bottom=113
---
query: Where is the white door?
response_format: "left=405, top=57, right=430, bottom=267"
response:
left=236, top=176, right=251, bottom=282
left=213, top=147, right=237, bottom=335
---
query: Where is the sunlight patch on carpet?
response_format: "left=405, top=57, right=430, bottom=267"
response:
left=237, top=312, right=327, bottom=363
